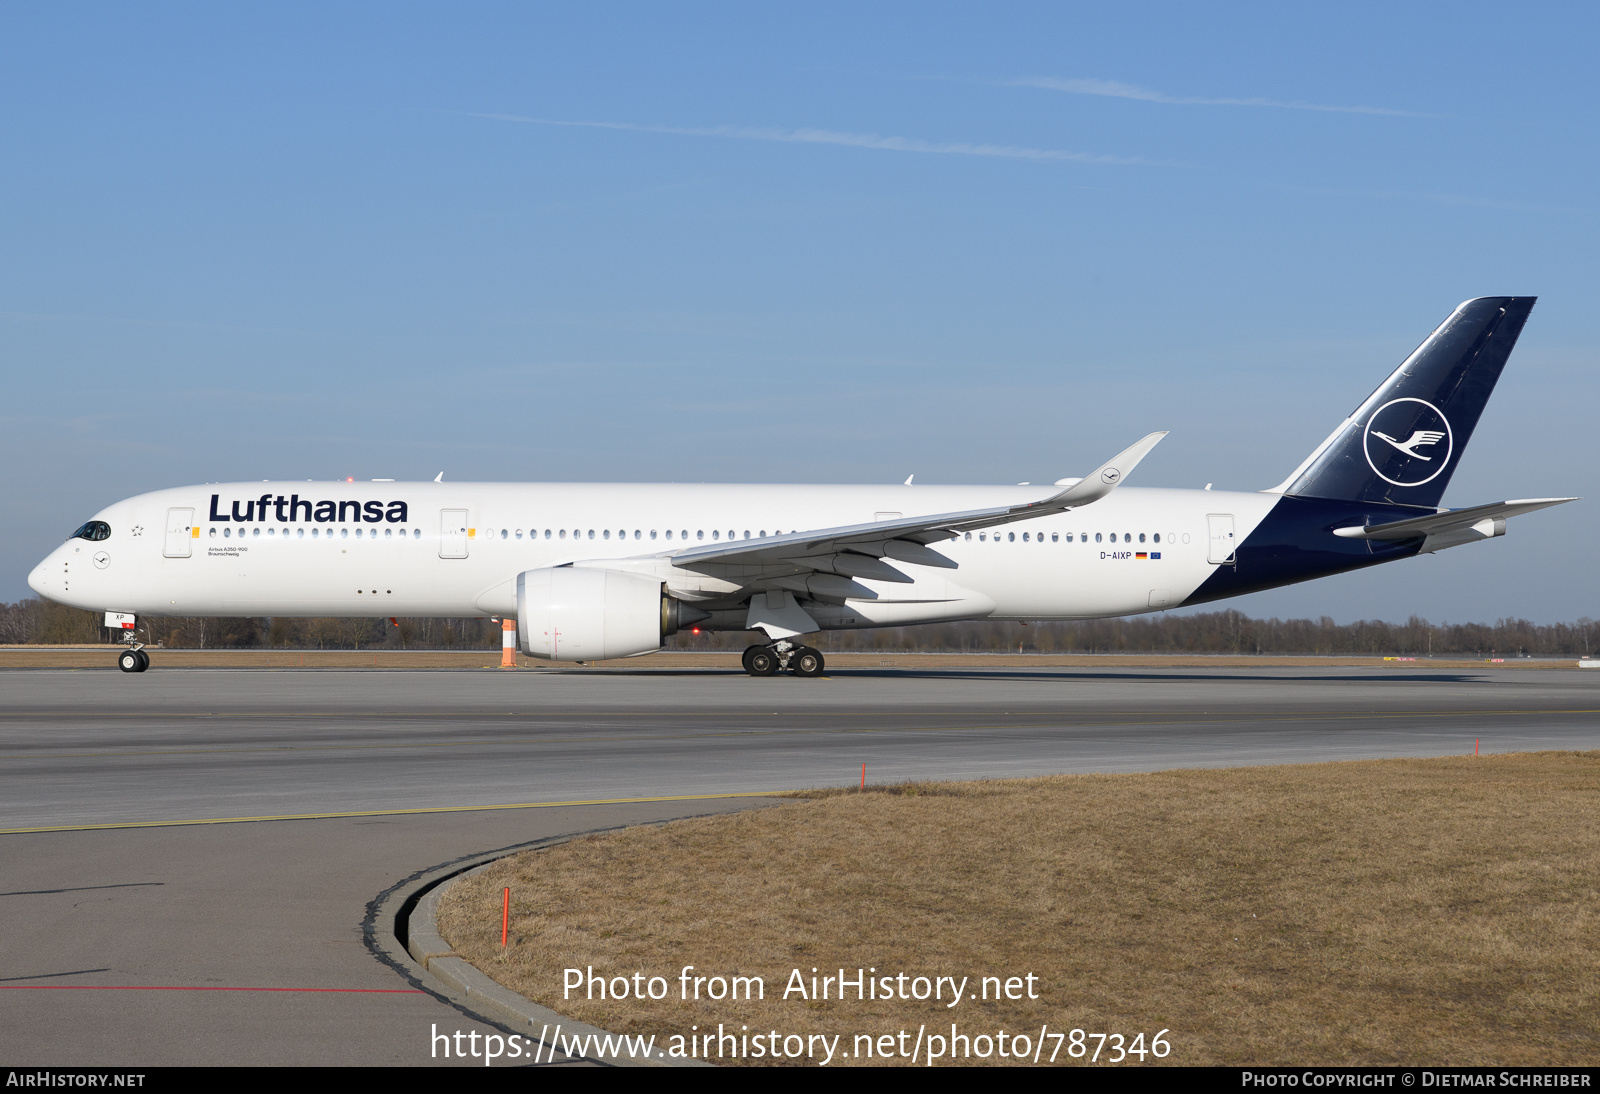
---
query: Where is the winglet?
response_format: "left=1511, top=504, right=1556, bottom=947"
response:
left=1035, top=432, right=1168, bottom=510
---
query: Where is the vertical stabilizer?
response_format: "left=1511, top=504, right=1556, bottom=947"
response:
left=1275, top=297, right=1535, bottom=508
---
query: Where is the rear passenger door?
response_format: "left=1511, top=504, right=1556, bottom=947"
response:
left=1206, top=513, right=1236, bottom=565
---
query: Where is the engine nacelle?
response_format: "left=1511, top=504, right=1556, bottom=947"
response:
left=517, top=568, right=706, bottom=661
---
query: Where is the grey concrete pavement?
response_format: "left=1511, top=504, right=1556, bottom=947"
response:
left=0, top=799, right=772, bottom=1065
left=3, top=665, right=1597, bottom=1065
left=3, top=666, right=1598, bottom=830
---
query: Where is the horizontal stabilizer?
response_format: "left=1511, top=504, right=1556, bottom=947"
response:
left=1332, top=497, right=1576, bottom=553
left=1332, top=497, right=1577, bottom=540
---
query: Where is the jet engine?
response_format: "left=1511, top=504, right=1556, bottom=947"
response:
left=517, top=567, right=707, bottom=661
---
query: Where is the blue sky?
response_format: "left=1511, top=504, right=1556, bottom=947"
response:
left=2, top=3, right=1595, bottom=622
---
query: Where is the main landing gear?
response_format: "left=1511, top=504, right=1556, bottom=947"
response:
left=742, top=641, right=825, bottom=678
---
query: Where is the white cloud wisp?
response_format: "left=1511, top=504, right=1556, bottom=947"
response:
left=458, top=112, right=1167, bottom=166
left=1011, top=76, right=1430, bottom=118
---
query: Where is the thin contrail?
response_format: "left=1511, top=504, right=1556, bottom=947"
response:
left=455, top=111, right=1169, bottom=166
left=1008, top=76, right=1431, bottom=118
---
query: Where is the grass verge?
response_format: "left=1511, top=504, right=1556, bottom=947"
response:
left=437, top=752, right=1599, bottom=1066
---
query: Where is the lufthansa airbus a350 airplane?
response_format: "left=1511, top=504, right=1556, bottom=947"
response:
left=28, top=297, right=1576, bottom=677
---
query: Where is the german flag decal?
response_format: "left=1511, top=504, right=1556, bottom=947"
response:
left=1135, top=552, right=1148, bottom=559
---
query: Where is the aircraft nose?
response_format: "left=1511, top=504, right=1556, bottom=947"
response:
left=27, top=552, right=55, bottom=597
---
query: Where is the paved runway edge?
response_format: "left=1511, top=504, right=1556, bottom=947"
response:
left=0, top=792, right=783, bottom=835
left=366, top=816, right=754, bottom=1067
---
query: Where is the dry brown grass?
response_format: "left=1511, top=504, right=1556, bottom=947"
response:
left=438, top=752, right=1600, bottom=1066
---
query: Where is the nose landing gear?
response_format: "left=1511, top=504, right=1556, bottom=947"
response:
left=114, top=615, right=149, bottom=673
left=742, top=640, right=825, bottom=678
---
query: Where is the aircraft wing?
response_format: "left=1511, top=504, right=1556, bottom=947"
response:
left=1332, top=497, right=1578, bottom=541
left=668, top=432, right=1167, bottom=583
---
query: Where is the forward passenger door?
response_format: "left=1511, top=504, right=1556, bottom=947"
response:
left=440, top=510, right=469, bottom=559
left=164, top=508, right=195, bottom=558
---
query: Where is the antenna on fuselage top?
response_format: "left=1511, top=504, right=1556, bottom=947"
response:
left=434, top=472, right=444, bottom=483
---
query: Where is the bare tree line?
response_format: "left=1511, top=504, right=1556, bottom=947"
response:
left=3, top=597, right=1594, bottom=657
left=0, top=601, right=505, bottom=651
left=798, top=612, right=1599, bottom=658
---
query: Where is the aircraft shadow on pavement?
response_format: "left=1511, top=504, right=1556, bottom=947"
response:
left=539, top=667, right=1493, bottom=685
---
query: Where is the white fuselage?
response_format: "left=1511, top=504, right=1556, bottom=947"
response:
left=27, top=480, right=1277, bottom=627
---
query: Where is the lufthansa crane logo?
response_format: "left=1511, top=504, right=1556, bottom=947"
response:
left=1364, top=398, right=1453, bottom=487
left=1100, top=468, right=1121, bottom=485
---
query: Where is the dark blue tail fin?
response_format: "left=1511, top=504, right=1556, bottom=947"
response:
left=1275, top=296, right=1535, bottom=509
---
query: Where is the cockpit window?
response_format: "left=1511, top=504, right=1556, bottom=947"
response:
left=71, top=521, right=111, bottom=542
